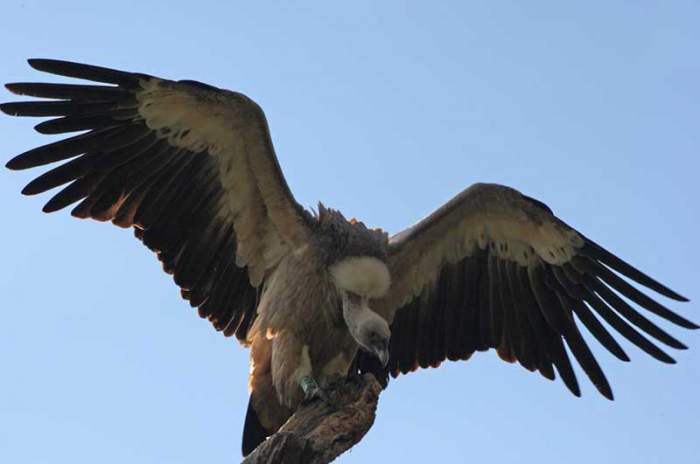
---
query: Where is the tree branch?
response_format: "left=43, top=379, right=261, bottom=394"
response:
left=242, top=374, right=382, bottom=464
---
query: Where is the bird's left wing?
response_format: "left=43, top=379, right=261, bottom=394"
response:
left=3, top=59, right=314, bottom=342
left=373, top=183, right=693, bottom=399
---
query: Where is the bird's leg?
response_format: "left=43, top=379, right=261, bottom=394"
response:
left=295, top=347, right=348, bottom=407
left=299, top=375, right=332, bottom=404
left=294, top=345, right=329, bottom=404
left=299, top=374, right=350, bottom=408
left=300, top=375, right=319, bottom=398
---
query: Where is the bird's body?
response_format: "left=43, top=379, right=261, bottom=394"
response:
left=247, top=242, right=345, bottom=439
left=245, top=213, right=389, bottom=442
left=2, top=59, right=695, bottom=457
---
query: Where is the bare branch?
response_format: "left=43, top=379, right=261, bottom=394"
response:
left=243, top=374, right=382, bottom=464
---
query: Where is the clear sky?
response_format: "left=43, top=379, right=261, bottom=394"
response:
left=1, top=1, right=698, bottom=463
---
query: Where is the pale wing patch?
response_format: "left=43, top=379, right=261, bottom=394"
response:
left=137, top=78, right=254, bottom=155
left=471, top=215, right=583, bottom=266
left=396, top=216, right=583, bottom=308
left=137, top=79, right=288, bottom=285
left=382, top=184, right=585, bottom=314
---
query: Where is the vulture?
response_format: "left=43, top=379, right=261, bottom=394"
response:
left=3, top=59, right=695, bottom=456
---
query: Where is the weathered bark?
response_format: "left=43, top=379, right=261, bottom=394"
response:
left=242, top=374, right=382, bottom=464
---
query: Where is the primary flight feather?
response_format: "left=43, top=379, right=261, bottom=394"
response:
left=2, top=59, right=694, bottom=456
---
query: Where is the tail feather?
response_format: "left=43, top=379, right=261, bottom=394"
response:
left=242, top=395, right=272, bottom=456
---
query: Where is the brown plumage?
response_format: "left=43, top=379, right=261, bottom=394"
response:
left=2, top=59, right=694, bottom=456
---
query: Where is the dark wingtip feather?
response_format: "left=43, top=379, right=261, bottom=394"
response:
left=577, top=256, right=698, bottom=330
left=27, top=58, right=143, bottom=87
left=27, top=58, right=63, bottom=71
left=41, top=202, right=60, bottom=213
left=33, top=121, right=52, bottom=134
left=6, top=150, right=47, bottom=171
left=6, top=155, right=26, bottom=170
left=663, top=313, right=697, bottom=330
left=582, top=240, right=690, bottom=302
left=669, top=293, right=691, bottom=303
left=21, top=183, right=40, bottom=196
left=598, top=380, right=614, bottom=401
left=0, top=102, right=20, bottom=116
left=683, top=315, right=699, bottom=328
left=5, top=83, right=28, bottom=96
left=569, top=384, right=582, bottom=398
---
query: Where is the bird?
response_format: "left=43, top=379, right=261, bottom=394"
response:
left=2, top=59, right=695, bottom=457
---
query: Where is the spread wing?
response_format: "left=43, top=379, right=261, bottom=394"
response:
left=3, top=59, right=314, bottom=343
left=374, top=183, right=694, bottom=399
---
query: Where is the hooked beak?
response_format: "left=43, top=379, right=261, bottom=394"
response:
left=376, top=348, right=389, bottom=367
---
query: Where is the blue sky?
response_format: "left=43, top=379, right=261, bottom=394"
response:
left=1, top=1, right=698, bottom=463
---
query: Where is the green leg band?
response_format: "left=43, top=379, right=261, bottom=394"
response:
left=300, top=376, right=318, bottom=396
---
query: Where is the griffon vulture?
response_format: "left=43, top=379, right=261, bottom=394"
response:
left=2, top=59, right=694, bottom=456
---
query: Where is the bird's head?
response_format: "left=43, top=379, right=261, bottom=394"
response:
left=330, top=256, right=392, bottom=366
left=353, top=308, right=391, bottom=367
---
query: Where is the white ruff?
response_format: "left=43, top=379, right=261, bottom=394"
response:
left=330, top=256, right=391, bottom=298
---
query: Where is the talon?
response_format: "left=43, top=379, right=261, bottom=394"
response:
left=314, top=387, right=333, bottom=404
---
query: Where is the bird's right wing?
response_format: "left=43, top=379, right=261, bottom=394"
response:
left=3, top=59, right=315, bottom=342
left=372, top=183, right=693, bottom=399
